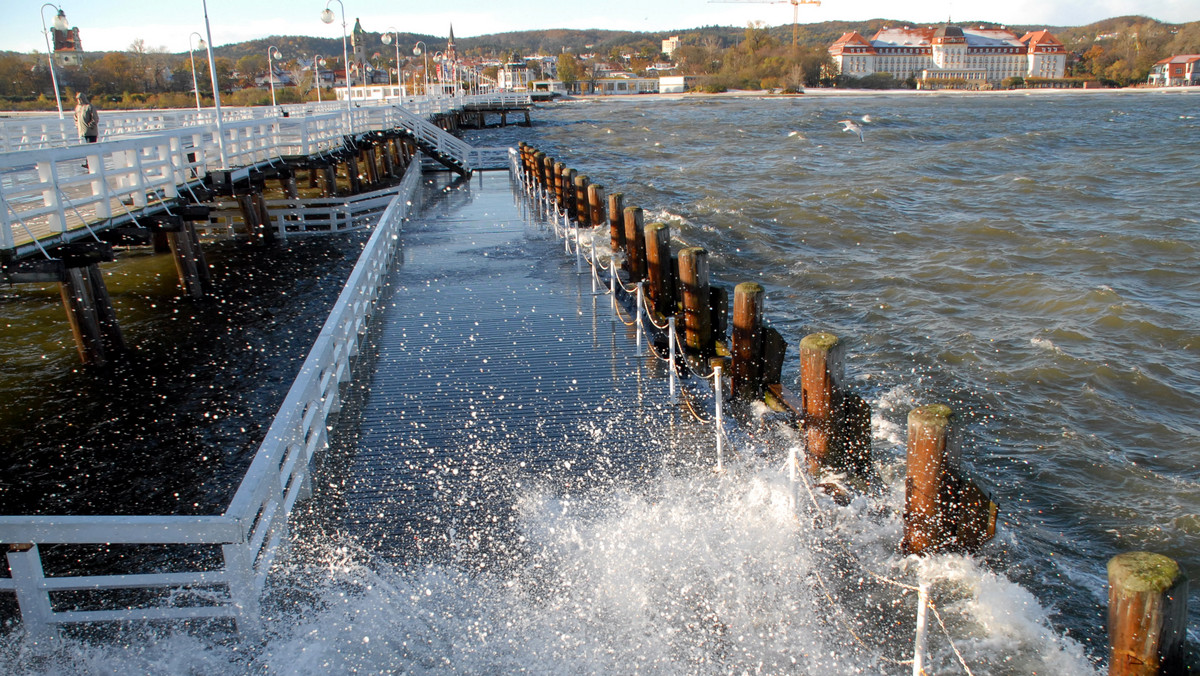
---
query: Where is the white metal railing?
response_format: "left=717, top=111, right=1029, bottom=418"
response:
left=1, top=93, right=522, bottom=258
left=201, top=181, right=407, bottom=239
left=0, top=93, right=531, bottom=152
left=0, top=127, right=209, bottom=254
left=0, top=156, right=424, bottom=638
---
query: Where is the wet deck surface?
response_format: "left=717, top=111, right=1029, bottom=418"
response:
left=313, top=172, right=708, bottom=560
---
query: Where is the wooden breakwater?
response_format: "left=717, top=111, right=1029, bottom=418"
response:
left=516, top=141, right=1191, bottom=675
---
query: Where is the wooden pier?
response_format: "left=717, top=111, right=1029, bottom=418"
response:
left=0, top=105, right=1191, bottom=673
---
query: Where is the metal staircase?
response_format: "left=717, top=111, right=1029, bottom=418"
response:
left=389, top=106, right=474, bottom=176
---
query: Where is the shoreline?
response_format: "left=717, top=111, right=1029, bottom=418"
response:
left=559, top=85, right=1200, bottom=102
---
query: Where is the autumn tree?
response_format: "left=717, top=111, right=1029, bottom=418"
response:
left=556, top=52, right=580, bottom=91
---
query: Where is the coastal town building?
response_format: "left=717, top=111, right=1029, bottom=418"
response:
left=50, top=13, right=84, bottom=67
left=1148, top=55, right=1200, bottom=86
left=828, top=25, right=1067, bottom=86
left=661, top=36, right=681, bottom=57
left=497, top=64, right=527, bottom=90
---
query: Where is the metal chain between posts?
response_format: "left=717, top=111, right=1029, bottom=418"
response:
left=678, top=384, right=713, bottom=423
left=789, top=439, right=977, bottom=675
left=516, top=155, right=975, bottom=676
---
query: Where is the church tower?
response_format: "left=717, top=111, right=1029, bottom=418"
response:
left=351, top=18, right=367, bottom=81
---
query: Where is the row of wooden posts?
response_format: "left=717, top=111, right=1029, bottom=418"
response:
left=517, top=141, right=1190, bottom=675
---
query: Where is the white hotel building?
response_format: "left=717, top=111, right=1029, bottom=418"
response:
left=829, top=25, right=1068, bottom=86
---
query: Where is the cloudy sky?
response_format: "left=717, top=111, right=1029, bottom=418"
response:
left=4, top=0, right=1197, bottom=54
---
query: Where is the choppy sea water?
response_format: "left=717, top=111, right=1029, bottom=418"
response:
left=469, top=92, right=1200, bottom=667
left=1, top=92, right=1196, bottom=673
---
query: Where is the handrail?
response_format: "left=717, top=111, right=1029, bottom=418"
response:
left=1, top=94, right=518, bottom=254
left=0, top=156, right=423, bottom=638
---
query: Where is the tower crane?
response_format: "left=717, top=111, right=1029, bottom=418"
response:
left=709, top=0, right=821, bottom=49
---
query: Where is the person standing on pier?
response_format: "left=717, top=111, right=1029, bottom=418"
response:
left=74, top=92, right=98, bottom=144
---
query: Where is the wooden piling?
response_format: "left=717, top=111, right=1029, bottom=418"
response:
left=588, top=184, right=605, bottom=233
left=381, top=143, right=396, bottom=178
left=731, top=282, right=764, bottom=400
left=574, top=174, right=590, bottom=226
left=623, top=206, right=647, bottom=281
left=278, top=166, right=299, bottom=199
left=554, top=162, right=567, bottom=205
left=677, top=247, right=711, bottom=355
left=1107, top=552, right=1188, bottom=676
left=59, top=266, right=106, bottom=367
left=902, top=404, right=953, bottom=555
left=167, top=227, right=205, bottom=298
left=644, top=222, right=674, bottom=317
left=800, top=332, right=844, bottom=474
left=364, top=147, right=379, bottom=185
left=254, top=193, right=276, bottom=244
left=346, top=155, right=361, bottom=193
left=565, top=169, right=579, bottom=220
left=236, top=194, right=260, bottom=238
left=608, top=192, right=625, bottom=256
left=541, top=155, right=554, bottom=191
left=321, top=164, right=337, bottom=197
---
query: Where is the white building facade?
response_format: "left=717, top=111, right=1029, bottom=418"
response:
left=829, top=25, right=1067, bottom=85
left=1148, top=55, right=1200, bottom=86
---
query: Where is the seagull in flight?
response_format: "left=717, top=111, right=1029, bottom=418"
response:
left=838, top=119, right=864, bottom=142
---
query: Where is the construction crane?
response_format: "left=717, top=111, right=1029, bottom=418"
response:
left=709, top=0, right=821, bottom=49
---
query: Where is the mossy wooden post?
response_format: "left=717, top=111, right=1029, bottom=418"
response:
left=902, top=404, right=953, bottom=555
left=574, top=174, right=590, bottom=226
left=677, top=247, right=711, bottom=355
left=623, top=206, right=647, bottom=281
left=644, top=222, right=674, bottom=316
left=588, top=184, right=605, bottom=230
left=731, top=282, right=764, bottom=400
left=1108, top=552, right=1188, bottom=676
left=608, top=192, right=625, bottom=256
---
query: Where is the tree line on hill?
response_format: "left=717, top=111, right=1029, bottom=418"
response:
left=0, top=15, right=1196, bottom=109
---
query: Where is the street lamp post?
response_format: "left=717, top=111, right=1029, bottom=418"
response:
left=201, top=0, right=229, bottom=168
left=320, top=0, right=354, bottom=136
left=381, top=27, right=400, bottom=95
left=39, top=3, right=70, bottom=120
left=267, top=45, right=282, bottom=108
left=188, top=32, right=206, bottom=112
left=433, top=51, right=445, bottom=97
left=314, top=55, right=326, bottom=102
left=413, top=41, right=427, bottom=96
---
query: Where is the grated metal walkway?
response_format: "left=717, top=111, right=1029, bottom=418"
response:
left=316, top=172, right=709, bottom=560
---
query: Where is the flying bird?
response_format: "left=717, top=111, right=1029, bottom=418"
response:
left=838, top=119, right=864, bottom=142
